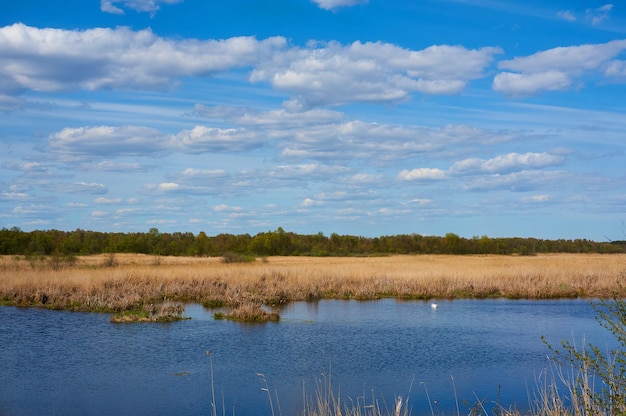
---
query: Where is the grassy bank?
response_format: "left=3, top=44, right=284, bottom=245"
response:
left=1, top=253, right=624, bottom=314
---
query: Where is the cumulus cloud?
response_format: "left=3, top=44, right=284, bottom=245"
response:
left=450, top=152, right=565, bottom=174
left=493, top=39, right=626, bottom=96
left=0, top=23, right=286, bottom=95
left=312, top=0, right=367, bottom=11
left=493, top=71, right=572, bottom=96
left=397, top=168, right=447, bottom=181
left=101, top=0, right=183, bottom=16
left=1, top=24, right=501, bottom=108
left=49, top=126, right=168, bottom=158
left=251, top=41, right=501, bottom=107
left=300, top=197, right=323, bottom=207
left=170, top=126, right=265, bottom=153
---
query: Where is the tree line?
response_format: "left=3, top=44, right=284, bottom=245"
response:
left=1, top=227, right=624, bottom=257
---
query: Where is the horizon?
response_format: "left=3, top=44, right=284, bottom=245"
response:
left=1, top=1, right=625, bottom=241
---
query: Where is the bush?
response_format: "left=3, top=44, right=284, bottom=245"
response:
left=544, top=291, right=625, bottom=414
left=221, top=252, right=256, bottom=264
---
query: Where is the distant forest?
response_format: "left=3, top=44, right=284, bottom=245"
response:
left=1, top=227, right=624, bottom=257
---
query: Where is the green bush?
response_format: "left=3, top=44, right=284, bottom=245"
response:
left=544, top=291, right=625, bottom=415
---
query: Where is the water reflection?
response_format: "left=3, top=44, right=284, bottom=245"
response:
left=0, top=299, right=614, bottom=416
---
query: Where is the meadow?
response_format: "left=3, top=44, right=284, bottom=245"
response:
left=1, top=253, right=624, bottom=314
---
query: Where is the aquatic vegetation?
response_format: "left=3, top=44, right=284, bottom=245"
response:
left=214, top=302, right=279, bottom=322
left=110, top=302, right=187, bottom=323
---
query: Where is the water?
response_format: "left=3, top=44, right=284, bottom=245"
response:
left=0, top=299, right=616, bottom=416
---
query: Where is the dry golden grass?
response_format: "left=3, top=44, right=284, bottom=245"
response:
left=1, top=253, right=625, bottom=312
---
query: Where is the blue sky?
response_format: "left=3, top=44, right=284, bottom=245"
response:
left=1, top=0, right=625, bottom=240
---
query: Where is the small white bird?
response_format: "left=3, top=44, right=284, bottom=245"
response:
left=431, top=303, right=438, bottom=309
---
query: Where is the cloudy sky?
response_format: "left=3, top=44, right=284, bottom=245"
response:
left=1, top=0, right=625, bottom=240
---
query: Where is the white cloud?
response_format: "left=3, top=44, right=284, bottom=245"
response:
left=170, top=126, right=265, bottom=153
left=100, top=0, right=183, bottom=16
left=49, top=126, right=168, bottom=158
left=0, top=23, right=286, bottom=95
left=492, top=71, right=571, bottom=96
left=12, top=204, right=61, bottom=217
left=181, top=168, right=227, bottom=177
left=100, top=1, right=124, bottom=14
left=43, top=182, right=108, bottom=195
left=90, top=161, right=145, bottom=172
left=1, top=24, right=500, bottom=108
left=95, top=197, right=123, bottom=204
left=586, top=4, right=613, bottom=26
left=493, top=39, right=626, bottom=96
left=268, top=164, right=350, bottom=179
left=157, top=182, right=180, bottom=191
left=194, top=104, right=345, bottom=128
left=300, top=197, right=323, bottom=207
left=403, top=198, right=433, bottom=206
left=312, top=0, right=367, bottom=11
left=463, top=170, right=569, bottom=192
left=397, top=168, right=447, bottom=181
left=278, top=121, right=520, bottom=163
left=557, top=10, right=576, bottom=22
left=521, top=194, right=551, bottom=203
left=214, top=204, right=241, bottom=212
left=450, top=152, right=565, bottom=174
left=0, top=192, right=29, bottom=201
left=499, top=40, right=626, bottom=73
left=251, top=41, right=501, bottom=107
left=605, top=60, right=626, bottom=77
left=346, top=173, right=382, bottom=184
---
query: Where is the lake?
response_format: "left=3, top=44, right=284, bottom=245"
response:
left=0, top=299, right=615, bottom=416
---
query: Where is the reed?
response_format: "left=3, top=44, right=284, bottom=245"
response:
left=1, top=254, right=625, bottom=313
left=214, top=302, right=279, bottom=322
left=110, top=302, right=187, bottom=323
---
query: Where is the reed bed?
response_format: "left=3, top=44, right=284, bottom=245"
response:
left=0, top=253, right=625, bottom=312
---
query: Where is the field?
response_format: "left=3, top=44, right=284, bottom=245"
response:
left=1, top=253, right=625, bottom=313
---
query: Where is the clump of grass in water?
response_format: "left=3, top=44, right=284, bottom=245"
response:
left=110, top=302, right=187, bottom=323
left=214, top=302, right=279, bottom=322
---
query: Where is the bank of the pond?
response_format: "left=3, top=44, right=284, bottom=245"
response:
left=1, top=254, right=625, bottom=317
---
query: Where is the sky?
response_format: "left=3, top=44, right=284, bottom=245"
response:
left=1, top=0, right=625, bottom=240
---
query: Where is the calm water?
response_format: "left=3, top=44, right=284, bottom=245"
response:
left=0, top=299, right=615, bottom=416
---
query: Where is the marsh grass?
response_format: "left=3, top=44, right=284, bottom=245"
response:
left=1, top=254, right=625, bottom=313
left=302, top=373, right=412, bottom=416
left=110, top=302, right=187, bottom=323
left=214, top=302, right=280, bottom=322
